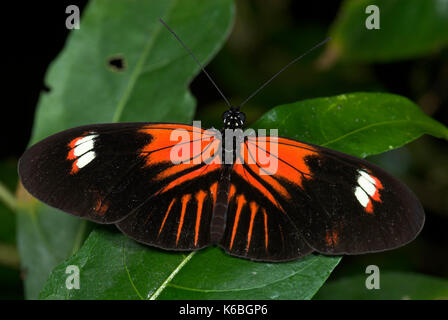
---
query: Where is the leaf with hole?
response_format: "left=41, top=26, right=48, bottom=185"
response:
left=16, top=0, right=235, bottom=299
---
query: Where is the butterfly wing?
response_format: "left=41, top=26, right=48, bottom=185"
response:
left=19, top=123, right=222, bottom=249
left=20, top=123, right=425, bottom=260
left=290, top=139, right=425, bottom=254
left=219, top=165, right=314, bottom=261
left=220, top=135, right=424, bottom=261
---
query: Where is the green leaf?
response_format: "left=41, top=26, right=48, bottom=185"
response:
left=17, top=204, right=86, bottom=298
left=25, top=1, right=448, bottom=300
left=314, top=272, right=448, bottom=300
left=327, top=0, right=448, bottom=62
left=0, top=160, right=18, bottom=244
left=253, top=92, right=448, bottom=158
left=39, top=229, right=340, bottom=300
left=17, top=0, right=235, bottom=299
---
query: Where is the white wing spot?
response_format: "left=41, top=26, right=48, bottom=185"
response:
left=71, top=133, right=98, bottom=172
left=359, top=169, right=376, bottom=185
left=76, top=151, right=96, bottom=169
left=74, top=139, right=95, bottom=157
left=354, top=169, right=383, bottom=210
left=354, top=186, right=369, bottom=208
left=357, top=175, right=376, bottom=196
left=75, top=134, right=97, bottom=146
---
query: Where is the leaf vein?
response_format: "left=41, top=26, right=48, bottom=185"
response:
left=121, top=239, right=144, bottom=300
left=321, top=119, right=442, bottom=147
left=165, top=257, right=321, bottom=294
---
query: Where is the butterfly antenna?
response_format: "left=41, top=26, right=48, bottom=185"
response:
left=159, top=18, right=233, bottom=110
left=238, top=37, right=331, bottom=110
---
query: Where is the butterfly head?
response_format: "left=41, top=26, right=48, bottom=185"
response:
left=222, top=107, right=245, bottom=129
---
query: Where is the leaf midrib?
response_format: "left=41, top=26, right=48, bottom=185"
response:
left=112, top=0, right=178, bottom=122
left=320, top=119, right=448, bottom=147
left=162, top=257, right=321, bottom=294
left=106, top=0, right=203, bottom=301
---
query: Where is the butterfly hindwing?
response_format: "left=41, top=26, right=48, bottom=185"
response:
left=116, top=169, right=221, bottom=250
left=219, top=167, right=313, bottom=261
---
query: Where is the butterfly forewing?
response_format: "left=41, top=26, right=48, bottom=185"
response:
left=18, top=123, right=222, bottom=227
left=20, top=123, right=153, bottom=223
left=298, top=146, right=425, bottom=254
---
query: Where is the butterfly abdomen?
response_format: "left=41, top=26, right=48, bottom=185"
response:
left=210, top=164, right=233, bottom=244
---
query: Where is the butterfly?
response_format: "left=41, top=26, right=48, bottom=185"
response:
left=18, top=20, right=425, bottom=262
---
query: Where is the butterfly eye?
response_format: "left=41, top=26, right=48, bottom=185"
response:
left=222, top=111, right=231, bottom=121
left=238, top=112, right=246, bottom=123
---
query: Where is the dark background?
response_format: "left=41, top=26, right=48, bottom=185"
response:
left=1, top=1, right=447, bottom=299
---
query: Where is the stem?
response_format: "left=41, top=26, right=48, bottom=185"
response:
left=0, top=182, right=18, bottom=211
left=0, top=243, right=20, bottom=269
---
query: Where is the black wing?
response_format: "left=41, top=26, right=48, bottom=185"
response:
left=19, top=122, right=223, bottom=250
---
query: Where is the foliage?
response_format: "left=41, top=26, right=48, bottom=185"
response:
left=328, top=0, right=448, bottom=62
left=0, top=0, right=447, bottom=300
